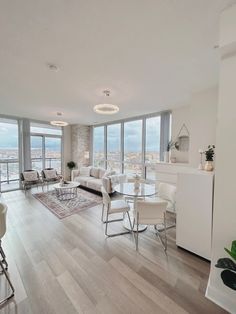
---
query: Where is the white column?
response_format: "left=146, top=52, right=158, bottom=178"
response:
left=206, top=4, right=236, bottom=313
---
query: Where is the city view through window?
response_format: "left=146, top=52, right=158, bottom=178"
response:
left=0, top=119, right=19, bottom=190
left=0, top=119, right=62, bottom=191
left=93, top=113, right=167, bottom=179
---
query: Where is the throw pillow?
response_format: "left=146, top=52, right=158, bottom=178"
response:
left=103, top=170, right=116, bottom=178
left=23, top=171, right=38, bottom=181
left=90, top=167, right=100, bottom=178
left=44, top=169, right=57, bottom=179
left=80, top=166, right=91, bottom=177
left=99, top=169, right=106, bottom=179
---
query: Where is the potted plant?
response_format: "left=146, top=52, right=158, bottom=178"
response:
left=67, top=161, right=76, bottom=170
left=204, top=145, right=215, bottom=171
left=215, top=240, right=236, bottom=291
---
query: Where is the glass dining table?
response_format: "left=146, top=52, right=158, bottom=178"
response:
left=114, top=182, right=157, bottom=232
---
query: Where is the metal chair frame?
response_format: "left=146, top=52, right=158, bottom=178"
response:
left=0, top=240, right=15, bottom=306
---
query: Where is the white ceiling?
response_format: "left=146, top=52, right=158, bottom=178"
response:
left=0, top=0, right=235, bottom=125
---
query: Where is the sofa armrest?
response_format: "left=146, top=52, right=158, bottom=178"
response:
left=71, top=169, right=80, bottom=181
left=106, top=174, right=127, bottom=193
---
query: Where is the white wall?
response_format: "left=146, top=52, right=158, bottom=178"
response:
left=206, top=5, right=236, bottom=313
left=171, top=87, right=218, bottom=168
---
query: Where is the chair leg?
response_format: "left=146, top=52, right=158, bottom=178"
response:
left=135, top=215, right=139, bottom=251
left=0, top=249, right=14, bottom=306
left=101, top=204, right=105, bottom=222
left=164, top=212, right=167, bottom=252
left=105, top=211, right=133, bottom=238
left=0, top=241, right=8, bottom=271
left=105, top=210, right=109, bottom=236
left=154, top=215, right=167, bottom=253
left=127, top=212, right=133, bottom=230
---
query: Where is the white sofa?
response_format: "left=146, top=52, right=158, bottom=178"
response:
left=71, top=166, right=126, bottom=194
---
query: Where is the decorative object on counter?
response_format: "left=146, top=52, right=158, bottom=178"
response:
left=170, top=156, right=176, bottom=163
left=67, top=161, right=76, bottom=170
left=198, top=149, right=204, bottom=170
left=215, top=240, right=236, bottom=291
left=204, top=145, right=215, bottom=171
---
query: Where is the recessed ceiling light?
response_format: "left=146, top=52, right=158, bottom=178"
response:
left=47, top=63, right=59, bottom=71
left=94, top=90, right=119, bottom=115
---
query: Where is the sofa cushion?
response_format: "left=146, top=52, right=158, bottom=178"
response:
left=99, top=169, right=106, bottom=179
left=90, top=167, right=100, bottom=178
left=74, top=176, right=93, bottom=186
left=87, top=178, right=103, bottom=191
left=79, top=166, right=91, bottom=177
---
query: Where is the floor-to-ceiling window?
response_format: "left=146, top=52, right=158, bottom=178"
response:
left=145, top=116, right=161, bottom=179
left=30, top=123, right=62, bottom=174
left=93, top=126, right=105, bottom=168
left=124, top=119, right=143, bottom=175
left=107, top=123, right=121, bottom=173
left=0, top=118, right=20, bottom=191
left=92, top=111, right=171, bottom=179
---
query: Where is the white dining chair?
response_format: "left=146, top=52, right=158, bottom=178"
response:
left=0, top=203, right=15, bottom=305
left=149, top=182, right=176, bottom=231
left=101, top=187, right=133, bottom=237
left=134, top=199, right=168, bottom=252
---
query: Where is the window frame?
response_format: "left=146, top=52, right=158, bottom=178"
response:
left=30, top=122, right=63, bottom=174
left=92, top=111, right=171, bottom=179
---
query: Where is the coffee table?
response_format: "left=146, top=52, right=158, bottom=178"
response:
left=53, top=181, right=80, bottom=201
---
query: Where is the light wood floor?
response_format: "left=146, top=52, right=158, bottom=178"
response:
left=0, top=188, right=226, bottom=314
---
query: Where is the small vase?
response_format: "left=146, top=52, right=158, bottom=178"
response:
left=164, top=151, right=169, bottom=163
left=204, top=161, right=214, bottom=171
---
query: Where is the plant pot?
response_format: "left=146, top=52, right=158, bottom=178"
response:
left=164, top=151, right=169, bottom=163
left=204, top=161, right=214, bottom=171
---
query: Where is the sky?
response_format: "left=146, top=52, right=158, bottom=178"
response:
left=1, top=118, right=161, bottom=153
left=0, top=122, right=61, bottom=150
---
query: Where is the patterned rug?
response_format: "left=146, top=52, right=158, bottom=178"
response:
left=33, top=188, right=102, bottom=219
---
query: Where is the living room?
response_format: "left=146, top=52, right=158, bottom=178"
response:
left=0, top=1, right=236, bottom=313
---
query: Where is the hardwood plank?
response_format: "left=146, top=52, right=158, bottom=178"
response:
left=0, top=189, right=227, bottom=314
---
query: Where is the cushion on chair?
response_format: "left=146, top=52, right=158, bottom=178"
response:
left=158, top=183, right=176, bottom=204
left=79, top=166, right=91, bottom=177
left=110, top=200, right=130, bottom=213
left=23, top=171, right=38, bottom=181
left=44, top=169, right=57, bottom=179
left=146, top=196, right=174, bottom=212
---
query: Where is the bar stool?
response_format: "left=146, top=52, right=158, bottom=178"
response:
left=0, top=203, right=14, bottom=306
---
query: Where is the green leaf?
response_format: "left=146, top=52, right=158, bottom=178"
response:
left=224, top=240, right=236, bottom=261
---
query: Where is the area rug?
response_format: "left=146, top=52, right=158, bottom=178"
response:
left=33, top=188, right=102, bottom=219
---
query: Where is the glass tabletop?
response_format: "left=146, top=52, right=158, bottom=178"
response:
left=114, top=182, right=157, bottom=197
